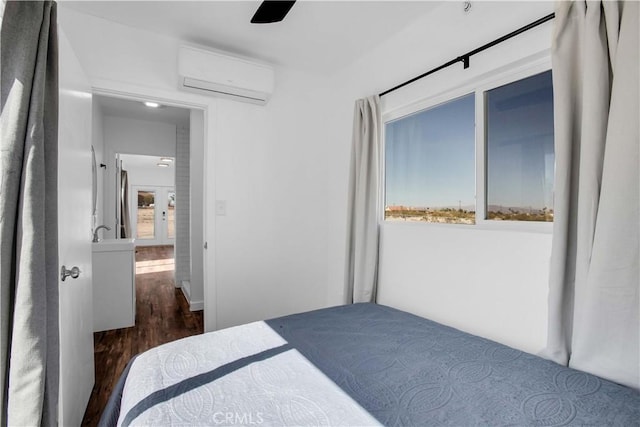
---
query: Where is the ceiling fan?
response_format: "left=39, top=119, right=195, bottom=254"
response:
left=251, top=0, right=296, bottom=24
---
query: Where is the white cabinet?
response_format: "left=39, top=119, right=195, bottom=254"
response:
left=92, top=239, right=135, bottom=331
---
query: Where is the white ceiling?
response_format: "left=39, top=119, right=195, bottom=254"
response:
left=95, top=94, right=191, bottom=127
left=59, top=1, right=440, bottom=73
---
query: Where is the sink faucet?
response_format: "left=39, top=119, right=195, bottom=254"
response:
left=92, top=225, right=111, bottom=242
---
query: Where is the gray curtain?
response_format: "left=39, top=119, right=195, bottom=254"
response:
left=1, top=1, right=60, bottom=425
left=345, top=96, right=381, bottom=303
left=120, top=170, right=131, bottom=238
left=545, top=0, right=639, bottom=389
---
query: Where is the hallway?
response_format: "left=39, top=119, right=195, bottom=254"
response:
left=82, top=245, right=204, bottom=426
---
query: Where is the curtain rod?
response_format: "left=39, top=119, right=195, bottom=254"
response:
left=379, top=13, right=555, bottom=97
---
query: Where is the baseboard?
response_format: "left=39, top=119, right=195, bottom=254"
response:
left=189, top=300, right=204, bottom=311
left=180, top=280, right=191, bottom=301
left=179, top=280, right=202, bottom=311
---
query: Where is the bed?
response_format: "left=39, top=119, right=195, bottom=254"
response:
left=101, top=303, right=640, bottom=426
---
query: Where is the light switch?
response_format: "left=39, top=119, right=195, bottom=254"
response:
left=215, top=200, right=227, bottom=216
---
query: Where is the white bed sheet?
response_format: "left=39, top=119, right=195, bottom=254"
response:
left=118, top=321, right=381, bottom=426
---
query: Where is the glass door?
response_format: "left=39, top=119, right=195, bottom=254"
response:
left=167, top=190, right=176, bottom=240
left=133, top=186, right=175, bottom=246
left=136, top=190, right=156, bottom=241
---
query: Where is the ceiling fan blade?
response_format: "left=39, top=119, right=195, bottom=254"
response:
left=251, top=1, right=296, bottom=24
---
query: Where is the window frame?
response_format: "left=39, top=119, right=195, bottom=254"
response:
left=381, top=54, right=553, bottom=233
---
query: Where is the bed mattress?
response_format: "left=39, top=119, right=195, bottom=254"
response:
left=105, top=303, right=640, bottom=426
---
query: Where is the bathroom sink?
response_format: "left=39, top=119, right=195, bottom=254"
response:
left=92, top=238, right=135, bottom=252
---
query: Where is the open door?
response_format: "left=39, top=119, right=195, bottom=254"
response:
left=57, top=28, right=95, bottom=425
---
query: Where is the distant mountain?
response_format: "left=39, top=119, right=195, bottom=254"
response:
left=386, top=204, right=552, bottom=214
left=487, top=205, right=551, bottom=214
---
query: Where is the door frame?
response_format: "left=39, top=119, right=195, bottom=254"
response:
left=92, top=81, right=216, bottom=331
left=131, top=185, right=176, bottom=246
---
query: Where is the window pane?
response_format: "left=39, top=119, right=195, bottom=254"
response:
left=486, top=71, right=554, bottom=222
left=137, top=190, right=155, bottom=239
left=167, top=191, right=175, bottom=239
left=385, top=94, right=475, bottom=224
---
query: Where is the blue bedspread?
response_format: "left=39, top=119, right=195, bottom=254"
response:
left=266, top=303, right=640, bottom=426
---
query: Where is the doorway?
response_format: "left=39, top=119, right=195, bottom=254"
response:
left=86, top=95, right=208, bottom=422
left=92, top=93, right=207, bottom=317
left=133, top=186, right=176, bottom=246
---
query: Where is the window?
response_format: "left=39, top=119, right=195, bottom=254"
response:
left=385, top=94, right=476, bottom=224
left=383, top=67, right=554, bottom=226
left=137, top=190, right=155, bottom=239
left=486, top=70, right=554, bottom=222
left=167, top=191, right=176, bottom=239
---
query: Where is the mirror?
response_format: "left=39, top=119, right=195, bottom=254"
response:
left=91, top=145, right=97, bottom=219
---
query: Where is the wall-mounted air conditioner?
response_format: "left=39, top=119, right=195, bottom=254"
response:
left=178, top=46, right=275, bottom=105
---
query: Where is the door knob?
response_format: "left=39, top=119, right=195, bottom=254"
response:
left=61, top=265, right=80, bottom=281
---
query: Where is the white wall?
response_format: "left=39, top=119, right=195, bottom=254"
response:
left=102, top=115, right=176, bottom=238
left=323, top=1, right=555, bottom=354
left=378, top=225, right=551, bottom=354
left=121, top=161, right=175, bottom=188
left=213, top=70, right=329, bottom=329
left=175, top=126, right=191, bottom=294
left=58, top=7, right=332, bottom=330
left=104, top=116, right=176, bottom=156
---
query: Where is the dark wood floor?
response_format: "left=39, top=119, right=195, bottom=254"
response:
left=81, top=245, right=203, bottom=426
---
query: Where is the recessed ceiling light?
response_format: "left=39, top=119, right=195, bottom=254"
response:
left=160, top=157, right=174, bottom=162
left=157, top=163, right=169, bottom=167
left=144, top=101, right=160, bottom=108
